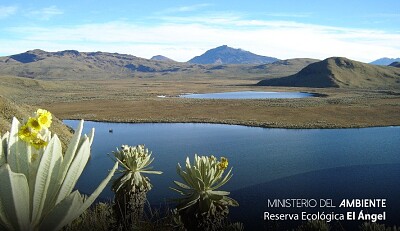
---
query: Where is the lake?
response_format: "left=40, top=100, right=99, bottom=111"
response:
left=63, top=121, right=400, bottom=229
left=179, top=91, right=315, bottom=99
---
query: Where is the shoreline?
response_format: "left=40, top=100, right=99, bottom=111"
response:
left=61, top=117, right=400, bottom=130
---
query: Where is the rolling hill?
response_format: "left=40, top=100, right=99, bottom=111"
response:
left=257, top=57, right=400, bottom=89
left=188, top=45, right=279, bottom=64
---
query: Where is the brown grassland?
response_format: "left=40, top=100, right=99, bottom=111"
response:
left=1, top=75, right=399, bottom=129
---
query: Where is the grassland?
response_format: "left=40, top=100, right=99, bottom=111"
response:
left=1, top=75, right=399, bottom=129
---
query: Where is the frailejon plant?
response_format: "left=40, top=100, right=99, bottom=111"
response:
left=170, top=154, right=239, bottom=231
left=111, top=144, right=162, bottom=226
left=0, top=109, right=118, bottom=231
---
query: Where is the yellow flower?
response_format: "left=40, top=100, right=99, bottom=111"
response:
left=27, top=118, right=42, bottom=131
left=17, top=109, right=51, bottom=149
left=18, top=124, right=37, bottom=142
left=30, top=137, right=48, bottom=149
left=36, top=109, right=52, bottom=128
left=218, top=157, right=229, bottom=170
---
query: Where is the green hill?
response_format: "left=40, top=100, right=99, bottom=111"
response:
left=257, top=57, right=400, bottom=89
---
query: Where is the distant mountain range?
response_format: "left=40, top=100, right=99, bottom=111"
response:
left=258, top=57, right=400, bottom=89
left=188, top=45, right=279, bottom=64
left=0, top=48, right=310, bottom=80
left=2, top=48, right=399, bottom=89
left=370, top=57, right=400, bottom=66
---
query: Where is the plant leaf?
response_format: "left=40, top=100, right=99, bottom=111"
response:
left=31, top=134, right=63, bottom=225
left=77, top=162, right=118, bottom=215
left=169, top=187, right=185, bottom=195
left=58, top=120, right=84, bottom=185
left=39, top=191, right=84, bottom=231
left=173, top=180, right=191, bottom=190
left=56, top=138, right=90, bottom=204
left=176, top=193, right=200, bottom=211
left=7, top=118, right=21, bottom=173
left=210, top=190, right=230, bottom=196
left=141, top=170, right=163, bottom=175
left=0, top=164, right=30, bottom=231
left=211, top=168, right=232, bottom=190
left=42, top=135, right=64, bottom=218
left=87, top=128, right=95, bottom=146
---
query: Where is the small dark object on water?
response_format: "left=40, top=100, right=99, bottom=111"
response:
left=109, top=129, right=113, bottom=133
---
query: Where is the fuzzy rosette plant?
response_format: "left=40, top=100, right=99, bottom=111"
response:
left=170, top=155, right=238, bottom=230
left=111, top=144, right=162, bottom=224
left=171, top=155, right=238, bottom=215
left=0, top=109, right=117, bottom=231
left=112, top=144, right=162, bottom=193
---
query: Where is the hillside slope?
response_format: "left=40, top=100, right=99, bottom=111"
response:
left=0, top=94, right=72, bottom=147
left=258, top=57, right=400, bottom=89
left=188, top=45, right=278, bottom=64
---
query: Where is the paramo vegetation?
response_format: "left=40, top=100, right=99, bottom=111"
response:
left=1, top=109, right=397, bottom=231
left=0, top=109, right=240, bottom=231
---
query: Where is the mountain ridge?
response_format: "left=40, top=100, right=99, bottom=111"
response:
left=0, top=49, right=190, bottom=79
left=0, top=49, right=312, bottom=80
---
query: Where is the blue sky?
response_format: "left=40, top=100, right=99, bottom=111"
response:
left=0, top=0, right=399, bottom=62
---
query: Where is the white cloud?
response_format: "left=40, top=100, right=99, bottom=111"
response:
left=264, top=12, right=311, bottom=18
left=2, top=14, right=400, bottom=62
left=28, top=6, right=63, bottom=20
left=159, top=3, right=212, bottom=14
left=0, top=6, right=17, bottom=19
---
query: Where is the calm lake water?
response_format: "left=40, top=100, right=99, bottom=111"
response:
left=63, top=121, right=400, bottom=229
left=179, top=91, right=314, bottom=99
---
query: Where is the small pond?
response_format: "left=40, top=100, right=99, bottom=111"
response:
left=63, top=121, right=400, bottom=229
left=179, top=91, right=315, bottom=99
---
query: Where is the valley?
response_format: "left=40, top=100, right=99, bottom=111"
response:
left=1, top=75, right=399, bottom=129
left=1, top=47, right=400, bottom=129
